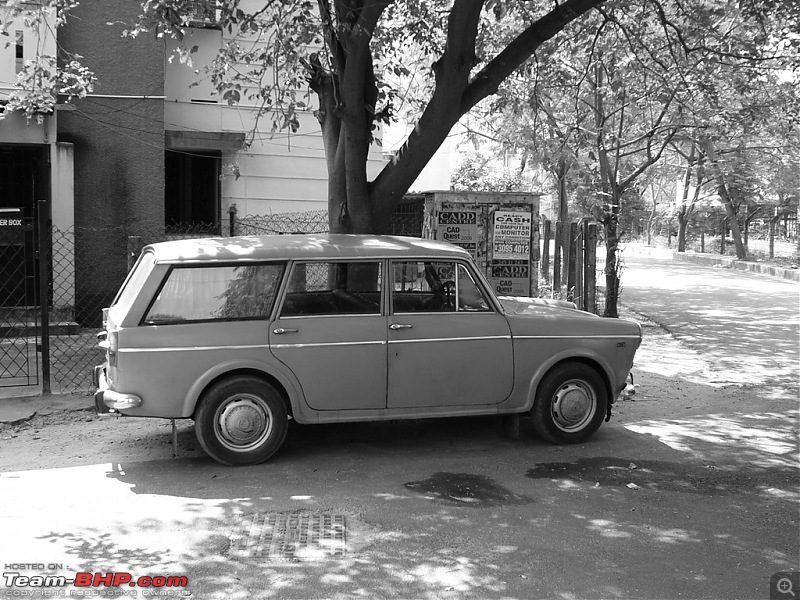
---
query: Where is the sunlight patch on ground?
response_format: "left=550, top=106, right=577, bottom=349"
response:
left=625, top=411, right=800, bottom=466
left=406, top=556, right=505, bottom=595
left=630, top=321, right=718, bottom=385
left=0, top=462, right=233, bottom=570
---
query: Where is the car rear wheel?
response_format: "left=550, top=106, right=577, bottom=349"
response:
left=195, top=376, right=288, bottom=466
left=532, top=362, right=607, bottom=444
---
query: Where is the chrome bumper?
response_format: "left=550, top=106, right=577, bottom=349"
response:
left=93, top=365, right=142, bottom=413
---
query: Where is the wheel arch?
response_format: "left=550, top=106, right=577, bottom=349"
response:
left=526, top=354, right=613, bottom=414
left=187, top=367, right=297, bottom=421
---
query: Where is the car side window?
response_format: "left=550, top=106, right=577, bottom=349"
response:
left=144, top=263, right=285, bottom=324
left=280, top=261, right=382, bottom=317
left=391, top=261, right=492, bottom=313
left=455, top=264, right=491, bottom=312
left=392, top=261, right=453, bottom=313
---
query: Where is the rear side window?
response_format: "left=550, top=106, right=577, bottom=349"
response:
left=280, top=261, right=382, bottom=316
left=112, top=250, right=156, bottom=315
left=144, top=263, right=285, bottom=324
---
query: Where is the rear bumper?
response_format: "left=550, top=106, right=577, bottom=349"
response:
left=93, top=364, right=142, bottom=413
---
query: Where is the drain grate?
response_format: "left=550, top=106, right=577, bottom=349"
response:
left=228, top=513, right=347, bottom=560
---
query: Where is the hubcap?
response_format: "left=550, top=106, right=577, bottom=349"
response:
left=551, top=380, right=596, bottom=432
left=215, top=394, right=273, bottom=451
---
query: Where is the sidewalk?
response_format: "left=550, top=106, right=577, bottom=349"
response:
left=622, top=243, right=800, bottom=282
left=0, top=390, right=94, bottom=425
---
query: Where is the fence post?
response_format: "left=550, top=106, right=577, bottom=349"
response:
left=574, top=221, right=584, bottom=310
left=584, top=221, right=598, bottom=314
left=37, top=199, right=51, bottom=395
left=127, top=236, right=144, bottom=273
left=541, top=217, right=551, bottom=284
left=701, top=229, right=705, bottom=253
left=553, top=225, right=562, bottom=297
left=567, top=221, right=578, bottom=303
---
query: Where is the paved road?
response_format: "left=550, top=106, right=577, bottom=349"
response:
left=620, top=254, right=800, bottom=389
left=0, top=255, right=798, bottom=600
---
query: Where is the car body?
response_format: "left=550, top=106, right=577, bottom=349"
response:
left=93, top=234, right=642, bottom=465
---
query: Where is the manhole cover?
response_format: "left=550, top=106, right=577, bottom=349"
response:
left=228, top=513, right=347, bottom=560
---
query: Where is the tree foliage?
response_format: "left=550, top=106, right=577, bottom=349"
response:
left=3, top=0, right=798, bottom=306
left=0, top=0, right=95, bottom=121
left=123, top=0, right=606, bottom=233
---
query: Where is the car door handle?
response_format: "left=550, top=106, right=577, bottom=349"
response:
left=273, top=327, right=299, bottom=334
left=389, top=323, right=413, bottom=330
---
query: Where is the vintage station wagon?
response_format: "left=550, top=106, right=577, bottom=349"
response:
left=94, top=234, right=642, bottom=465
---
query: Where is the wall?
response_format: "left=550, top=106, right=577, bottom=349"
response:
left=164, top=13, right=385, bottom=219
left=56, top=0, right=165, bottom=314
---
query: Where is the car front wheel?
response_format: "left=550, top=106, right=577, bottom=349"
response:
left=531, top=362, right=607, bottom=444
left=195, top=376, right=288, bottom=466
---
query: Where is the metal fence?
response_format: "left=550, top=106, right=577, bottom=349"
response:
left=635, top=232, right=798, bottom=263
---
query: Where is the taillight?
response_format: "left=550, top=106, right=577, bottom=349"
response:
left=108, top=331, right=119, bottom=367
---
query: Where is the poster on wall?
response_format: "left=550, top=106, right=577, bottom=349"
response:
left=492, top=210, right=532, bottom=260
left=489, top=260, right=529, bottom=296
left=490, top=210, right=532, bottom=296
left=437, top=210, right=478, bottom=257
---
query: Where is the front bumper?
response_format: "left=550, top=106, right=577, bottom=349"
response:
left=93, top=364, right=142, bottom=414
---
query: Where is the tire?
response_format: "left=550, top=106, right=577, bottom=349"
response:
left=531, top=362, right=607, bottom=444
left=195, top=375, right=288, bottom=466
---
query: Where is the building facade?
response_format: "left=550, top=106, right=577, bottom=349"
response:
left=1, top=0, right=385, bottom=320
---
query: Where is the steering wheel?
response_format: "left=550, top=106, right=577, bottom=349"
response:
left=442, top=280, right=456, bottom=310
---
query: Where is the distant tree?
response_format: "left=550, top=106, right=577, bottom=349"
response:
left=672, top=138, right=708, bottom=253
left=450, top=152, right=524, bottom=192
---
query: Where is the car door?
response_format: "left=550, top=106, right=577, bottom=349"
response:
left=387, top=260, right=514, bottom=409
left=269, top=260, right=387, bottom=411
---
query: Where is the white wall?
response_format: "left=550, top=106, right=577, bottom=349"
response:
left=383, top=121, right=458, bottom=193
left=0, top=4, right=57, bottom=102
left=164, top=24, right=385, bottom=219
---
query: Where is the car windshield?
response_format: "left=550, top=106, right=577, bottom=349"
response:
left=111, top=250, right=155, bottom=316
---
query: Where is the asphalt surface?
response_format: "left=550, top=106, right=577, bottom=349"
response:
left=0, top=253, right=798, bottom=600
left=620, top=255, right=800, bottom=389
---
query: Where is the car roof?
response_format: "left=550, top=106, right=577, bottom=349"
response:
left=146, top=234, right=471, bottom=263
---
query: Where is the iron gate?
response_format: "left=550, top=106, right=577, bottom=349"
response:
left=0, top=207, right=39, bottom=387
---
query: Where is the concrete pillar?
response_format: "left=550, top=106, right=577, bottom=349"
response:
left=51, top=142, right=75, bottom=311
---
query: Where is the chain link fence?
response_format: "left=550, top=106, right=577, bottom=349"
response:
left=47, top=223, right=220, bottom=393
left=0, top=214, right=39, bottom=388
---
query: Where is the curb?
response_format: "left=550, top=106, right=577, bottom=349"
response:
left=622, top=244, right=800, bottom=282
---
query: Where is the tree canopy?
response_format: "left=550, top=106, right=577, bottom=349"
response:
left=3, top=0, right=797, bottom=313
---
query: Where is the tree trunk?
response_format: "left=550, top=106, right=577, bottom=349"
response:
left=769, top=216, right=775, bottom=258
left=556, top=157, right=570, bottom=278
left=603, top=211, right=620, bottom=319
left=677, top=215, right=688, bottom=252
left=647, top=196, right=656, bottom=245
left=702, top=137, right=747, bottom=260
left=676, top=145, right=703, bottom=253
